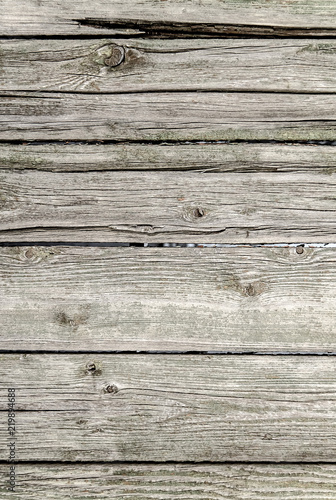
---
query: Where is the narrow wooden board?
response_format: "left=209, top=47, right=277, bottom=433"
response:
left=2, top=39, right=336, bottom=93
left=1, top=170, right=336, bottom=242
left=1, top=354, right=336, bottom=461
left=1, top=246, right=336, bottom=352
left=2, top=0, right=336, bottom=36
left=1, top=92, right=335, bottom=141
left=1, top=143, right=336, bottom=173
left=1, top=463, right=336, bottom=499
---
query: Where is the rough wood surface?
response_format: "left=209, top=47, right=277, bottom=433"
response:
left=1, top=246, right=336, bottom=352
left=2, top=0, right=336, bottom=36
left=1, top=39, right=336, bottom=93
left=1, top=92, right=335, bottom=141
left=1, top=463, right=336, bottom=499
left=1, top=143, right=336, bottom=173
left=1, top=354, right=336, bottom=461
left=1, top=170, right=336, bottom=242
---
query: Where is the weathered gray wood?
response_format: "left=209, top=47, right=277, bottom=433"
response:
left=1, top=170, right=336, bottom=242
left=2, top=39, right=336, bottom=93
left=1, top=246, right=336, bottom=352
left=1, top=463, right=336, bottom=499
left=1, top=92, right=335, bottom=141
left=1, top=354, right=336, bottom=461
left=2, top=0, right=336, bottom=35
left=1, top=143, right=336, bottom=173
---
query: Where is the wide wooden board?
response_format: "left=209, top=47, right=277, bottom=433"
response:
left=1, top=354, right=336, bottom=461
left=1, top=463, right=336, bottom=499
left=2, top=0, right=336, bottom=36
left=1, top=246, right=336, bottom=352
left=1, top=39, right=336, bottom=93
left=1, top=143, right=336, bottom=173
left=1, top=170, right=336, bottom=242
left=1, top=92, right=335, bottom=141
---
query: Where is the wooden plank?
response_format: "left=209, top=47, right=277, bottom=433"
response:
left=1, top=354, right=336, bottom=461
left=1, top=245, right=336, bottom=352
left=1, top=39, right=336, bottom=93
left=1, top=170, right=336, bottom=242
left=1, top=463, right=336, bottom=499
left=1, top=92, right=335, bottom=141
left=1, top=143, right=336, bottom=173
left=2, top=0, right=336, bottom=36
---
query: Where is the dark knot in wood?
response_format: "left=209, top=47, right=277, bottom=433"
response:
left=104, top=384, right=119, bottom=394
left=104, top=46, right=125, bottom=67
left=86, top=362, right=96, bottom=372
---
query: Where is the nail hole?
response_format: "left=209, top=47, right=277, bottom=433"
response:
left=296, top=246, right=304, bottom=254
left=86, top=362, right=96, bottom=372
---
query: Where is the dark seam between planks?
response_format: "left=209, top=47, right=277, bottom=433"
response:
left=2, top=460, right=336, bottom=464
left=2, top=35, right=336, bottom=40
left=2, top=89, right=336, bottom=96
left=0, top=242, right=332, bottom=247
left=1, top=350, right=336, bottom=355
left=1, top=140, right=335, bottom=146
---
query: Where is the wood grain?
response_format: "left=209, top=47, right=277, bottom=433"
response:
left=1, top=142, right=336, bottom=173
left=1, top=246, right=336, bottom=352
left=1, top=39, right=336, bottom=93
left=1, top=463, right=336, bottom=499
left=1, top=92, right=335, bottom=141
left=1, top=170, right=336, bottom=242
left=2, top=354, right=336, bottom=461
left=2, top=0, right=336, bottom=36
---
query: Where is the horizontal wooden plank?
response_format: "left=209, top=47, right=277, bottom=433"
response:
left=1, top=170, right=336, bottom=242
left=2, top=0, right=336, bottom=36
left=1, top=143, right=336, bottom=173
left=2, top=39, right=336, bottom=93
left=1, top=354, right=336, bottom=461
left=1, top=246, right=336, bottom=352
left=1, top=463, right=336, bottom=499
left=1, top=92, right=335, bottom=141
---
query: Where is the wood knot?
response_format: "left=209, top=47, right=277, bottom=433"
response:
left=193, top=207, right=205, bottom=218
left=55, top=307, right=89, bottom=330
left=86, top=362, right=102, bottom=376
left=25, top=248, right=34, bottom=259
left=182, top=206, right=207, bottom=222
left=296, top=245, right=304, bottom=255
left=104, top=384, right=119, bottom=394
left=245, top=284, right=256, bottom=296
left=104, top=46, right=125, bottom=67
left=243, top=282, right=265, bottom=297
